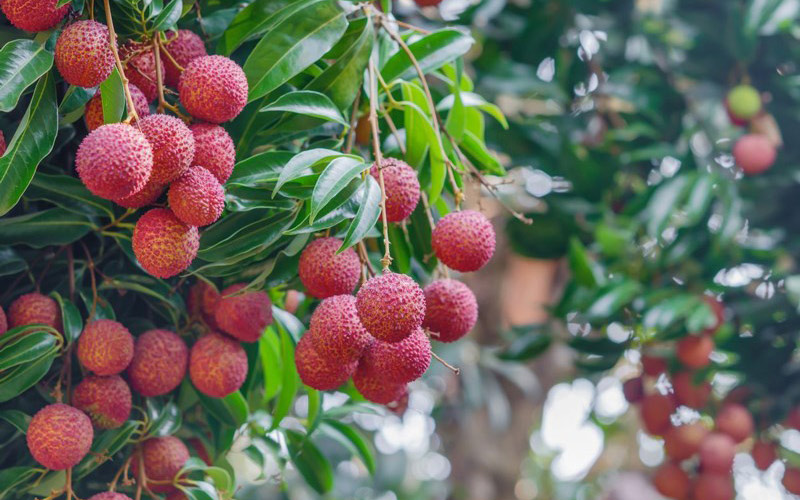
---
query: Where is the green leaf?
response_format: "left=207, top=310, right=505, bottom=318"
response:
left=151, top=0, right=183, bottom=31
left=145, top=400, right=182, bottom=437
left=180, top=482, right=220, bottom=500
left=340, top=175, right=381, bottom=249
left=321, top=420, right=376, bottom=475
left=437, top=91, right=508, bottom=129
left=381, top=28, right=473, bottom=83
left=217, top=0, right=321, bottom=56
left=399, top=98, right=446, bottom=203
left=0, top=347, right=57, bottom=403
left=0, top=409, right=30, bottom=433
left=58, top=85, right=95, bottom=117
left=197, top=390, right=249, bottom=428
left=0, top=39, right=53, bottom=112
left=285, top=430, right=334, bottom=494
left=497, top=327, right=552, bottom=361
left=260, top=90, right=347, bottom=125
left=74, top=421, right=139, bottom=479
left=272, top=149, right=347, bottom=196
left=0, top=208, right=94, bottom=248
left=0, top=467, right=38, bottom=499
left=205, top=466, right=233, bottom=494
left=584, top=281, right=642, bottom=320
left=227, top=151, right=294, bottom=187
left=260, top=328, right=282, bottom=401
left=27, top=173, right=114, bottom=218
left=99, top=67, right=125, bottom=125
left=306, top=388, right=321, bottom=431
left=0, top=330, right=57, bottom=371
left=0, top=247, right=26, bottom=277
left=310, top=157, right=366, bottom=222
left=569, top=336, right=626, bottom=355
left=51, top=292, right=83, bottom=344
left=459, top=130, right=504, bottom=175
left=568, top=238, right=601, bottom=288
left=269, top=325, right=299, bottom=430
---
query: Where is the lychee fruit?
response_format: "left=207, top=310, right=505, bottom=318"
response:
left=676, top=335, right=713, bottom=369
left=76, top=319, right=135, bottom=375
left=127, top=329, right=188, bottom=397
left=7, top=292, right=61, bottom=332
left=672, top=371, right=711, bottom=409
left=298, top=237, right=361, bottom=299
left=652, top=462, right=690, bottom=500
left=163, top=29, right=207, bottom=87
left=55, top=20, right=114, bottom=88
left=1, top=0, right=68, bottom=32
left=187, top=280, right=220, bottom=328
left=0, top=306, right=6, bottom=335
left=179, top=55, right=248, bottom=123
left=715, top=403, right=754, bottom=444
left=414, top=0, right=444, bottom=6
left=309, top=295, right=371, bottom=364
left=786, top=406, right=800, bottom=430
left=694, top=473, right=734, bottom=500
left=295, top=333, right=356, bottom=391
left=641, top=354, right=667, bottom=377
left=387, top=386, right=409, bottom=414
left=85, top=84, right=150, bottom=131
left=726, top=84, right=761, bottom=121
left=121, top=42, right=164, bottom=102
left=113, top=177, right=164, bottom=209
left=72, top=375, right=132, bottom=429
left=353, top=362, right=407, bottom=404
left=432, top=210, right=496, bottom=272
left=132, top=436, right=189, bottom=493
left=284, top=290, right=301, bottom=314
left=357, top=274, right=425, bottom=343
left=26, top=404, right=93, bottom=470
left=189, top=332, right=248, bottom=398
left=76, top=123, right=154, bottom=200
left=359, top=327, right=431, bottom=384
left=422, top=279, right=478, bottom=342
left=751, top=440, right=776, bottom=471
left=784, top=466, right=800, bottom=494
left=168, top=166, right=225, bottom=226
left=699, top=432, right=736, bottom=473
left=370, top=158, right=420, bottom=222
left=0, top=130, right=6, bottom=156
left=189, top=123, right=236, bottom=184
left=132, top=208, right=199, bottom=278
left=87, top=493, right=134, bottom=500
left=733, top=133, right=776, bottom=175
left=640, top=393, right=675, bottom=435
left=664, top=422, right=709, bottom=461
left=622, top=376, right=644, bottom=404
left=137, top=114, right=195, bottom=184
left=214, top=283, right=272, bottom=342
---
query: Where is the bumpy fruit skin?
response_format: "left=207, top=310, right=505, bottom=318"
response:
left=664, top=422, right=708, bottom=461
left=622, top=377, right=644, bottom=404
left=733, top=133, right=776, bottom=175
left=189, top=332, right=248, bottom=398
left=295, top=334, right=355, bottom=391
left=727, top=85, right=761, bottom=121
left=190, top=123, right=236, bottom=184
left=652, top=462, right=690, bottom=500
left=715, top=403, right=754, bottom=444
left=699, top=433, right=736, bottom=473
left=356, top=273, right=426, bottom=343
left=55, top=20, right=114, bottom=88
left=0, top=306, right=6, bottom=335
left=784, top=467, right=800, bottom=494
left=360, top=327, right=431, bottom=384
left=214, top=284, right=272, bottom=342
left=422, top=279, right=478, bottom=342
left=1, top=0, right=68, bottom=31
left=85, top=84, right=150, bottom=131
left=432, top=210, right=496, bottom=272
left=127, top=329, right=188, bottom=397
left=87, top=493, right=134, bottom=500
left=370, top=158, right=420, bottom=222
left=163, top=29, right=207, bottom=87
left=693, top=473, right=734, bottom=500
left=676, top=335, right=713, bottom=369
left=121, top=42, right=164, bottom=102
left=640, top=394, right=675, bottom=435
left=132, top=208, right=199, bottom=278
left=187, top=280, right=221, bottom=328
left=137, top=114, right=195, bottom=184
left=298, top=237, right=361, bottom=299
left=114, top=177, right=164, bottom=209
left=8, top=292, right=61, bottom=332
left=132, top=437, right=189, bottom=493
left=76, top=123, right=154, bottom=200
left=179, top=55, right=248, bottom=123
left=353, top=362, right=407, bottom=404
left=309, top=295, right=371, bottom=364
left=77, top=319, right=135, bottom=375
left=751, top=440, right=776, bottom=471
left=672, top=371, right=711, bottom=409
left=26, top=404, right=93, bottom=470
left=168, top=166, right=225, bottom=226
left=73, top=375, right=132, bottom=429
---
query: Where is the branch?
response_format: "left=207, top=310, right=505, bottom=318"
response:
left=368, top=57, right=393, bottom=271
left=103, top=0, right=140, bottom=122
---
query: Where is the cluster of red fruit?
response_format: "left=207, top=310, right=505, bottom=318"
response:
left=726, top=84, right=779, bottom=176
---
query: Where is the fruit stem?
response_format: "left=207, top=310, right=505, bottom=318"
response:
left=367, top=55, right=393, bottom=271
left=152, top=37, right=191, bottom=122
left=103, top=0, right=140, bottom=122
left=158, top=33, right=185, bottom=72
left=80, top=241, right=99, bottom=321
left=108, top=455, right=132, bottom=491
left=357, top=241, right=376, bottom=278
left=431, top=350, right=460, bottom=375
left=65, top=469, right=73, bottom=500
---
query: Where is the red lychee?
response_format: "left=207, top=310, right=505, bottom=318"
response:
left=664, top=422, right=709, bottom=461
left=55, top=20, right=114, bottom=88
left=676, top=335, right=713, bottom=369
left=132, top=208, right=199, bottom=278
left=8, top=292, right=61, bottom=332
left=432, top=210, right=496, bottom=272
left=1, top=0, right=68, bottom=32
left=214, top=283, right=272, bottom=342
left=693, top=473, right=734, bottom=500
left=622, top=376, right=644, bottom=404
left=189, top=123, right=236, bottom=184
left=786, top=406, right=800, bottom=430
left=73, top=375, right=132, bottom=429
left=26, top=404, right=93, bottom=470
left=189, top=332, right=248, bottom=398
left=137, top=114, right=195, bottom=184
left=733, top=133, right=776, bottom=175
left=132, top=436, right=189, bottom=493
left=652, top=462, right=690, bottom=500
left=641, top=354, right=667, bottom=377
left=187, top=280, right=220, bottom=328
left=162, top=29, right=207, bottom=87
left=751, top=440, right=776, bottom=471
left=127, top=329, right=188, bottom=397
left=179, top=55, right=248, bottom=123
left=113, top=177, right=164, bottom=209
left=715, top=403, right=754, bottom=444
left=359, top=327, right=431, bottom=384
left=414, top=0, right=444, bottom=6
left=121, top=42, right=164, bottom=102
left=640, top=393, right=675, bottom=435
left=76, top=319, right=135, bottom=376
left=370, top=158, right=420, bottom=222
left=298, top=237, right=361, bottom=299
left=76, top=123, right=154, bottom=200
left=672, top=371, right=711, bottom=409
left=87, top=493, right=134, bottom=500
left=422, top=279, right=477, bottom=342
left=295, top=333, right=356, bottom=391
left=168, top=166, right=225, bottom=226
left=309, top=295, right=371, bottom=364
left=0, top=306, right=6, bottom=335
left=784, top=466, right=800, bottom=494
left=0, top=130, right=6, bottom=156
left=85, top=84, right=150, bottom=131
left=284, top=290, right=301, bottom=314
left=699, top=432, right=736, bottom=473
left=353, top=362, right=407, bottom=404
left=387, top=386, right=409, bottom=414
left=356, top=273, right=426, bottom=343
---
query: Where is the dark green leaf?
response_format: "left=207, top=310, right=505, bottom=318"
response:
left=99, top=67, right=125, bottom=125
left=285, top=430, right=334, bottom=494
left=0, top=410, right=29, bottom=433
left=151, top=0, right=183, bottom=31
left=0, top=39, right=53, bottom=112
left=340, top=175, right=381, bottom=249
left=0, top=208, right=94, bottom=248
left=321, top=420, right=375, bottom=475
left=310, top=157, right=366, bottom=221
left=381, top=29, right=473, bottom=83
left=27, top=173, right=114, bottom=218
left=0, top=330, right=57, bottom=371
left=260, top=90, right=347, bottom=125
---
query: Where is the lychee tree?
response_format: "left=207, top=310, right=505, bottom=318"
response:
left=0, top=0, right=512, bottom=498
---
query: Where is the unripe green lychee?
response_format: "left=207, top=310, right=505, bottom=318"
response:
left=214, top=284, right=273, bottom=342
left=432, top=210, right=496, bottom=272
left=786, top=468, right=800, bottom=495
left=76, top=123, right=154, bottom=200
left=733, top=133, right=776, bottom=175
left=8, top=292, right=61, bottom=332
left=0, top=306, right=6, bottom=335
left=189, top=332, right=248, bottom=398
left=699, top=432, right=735, bottom=473
left=1, top=0, right=68, bottom=32
left=55, top=20, right=114, bottom=88
left=113, top=177, right=164, bottom=209
left=309, top=295, right=371, bottom=364
left=664, top=422, right=708, bottom=461
left=77, top=319, right=135, bottom=375
left=132, top=208, right=199, bottom=279
left=298, top=237, right=361, bottom=299
left=137, top=114, right=195, bottom=184
left=356, top=272, right=425, bottom=343
left=26, top=404, right=93, bottom=470
left=295, top=333, right=355, bottom=391
left=85, top=84, right=150, bottom=131
left=121, top=42, right=164, bottom=102
left=370, top=158, right=420, bottom=222
left=693, top=473, right=734, bottom=500
left=751, top=440, right=776, bottom=471
left=132, top=436, right=189, bottom=493
left=187, top=280, right=220, bottom=328
left=639, top=393, right=674, bottom=435
left=652, top=462, right=690, bottom=500
left=359, top=327, right=431, bottom=384
left=727, top=85, right=761, bottom=121
left=672, top=371, right=711, bottom=409
left=168, top=166, right=225, bottom=226
left=87, top=493, right=134, bottom=500
left=189, top=123, right=236, bottom=184
left=73, top=375, right=132, bottom=429
left=422, top=279, right=478, bottom=342
left=715, top=403, right=754, bottom=444
left=163, top=29, right=207, bottom=87
left=353, top=362, right=407, bottom=404
left=127, top=329, right=188, bottom=397
left=676, top=335, right=713, bottom=369
left=179, top=55, right=248, bottom=123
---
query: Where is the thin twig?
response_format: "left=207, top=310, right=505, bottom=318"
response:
left=431, top=350, right=460, bottom=375
left=380, top=110, right=406, bottom=155
left=79, top=241, right=98, bottom=321
left=103, top=0, right=139, bottom=122
left=368, top=56, right=393, bottom=271
left=152, top=38, right=190, bottom=121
